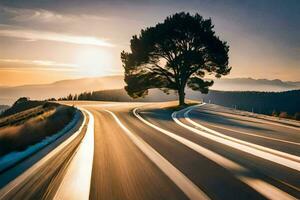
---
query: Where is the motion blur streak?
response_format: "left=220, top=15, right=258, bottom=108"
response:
left=54, top=109, right=94, bottom=200
left=133, top=108, right=296, bottom=200
left=172, top=107, right=300, bottom=171
left=105, top=109, right=210, bottom=200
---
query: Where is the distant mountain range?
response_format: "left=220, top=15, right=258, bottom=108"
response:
left=211, top=78, right=300, bottom=91
left=0, top=76, right=124, bottom=105
left=0, top=75, right=299, bottom=105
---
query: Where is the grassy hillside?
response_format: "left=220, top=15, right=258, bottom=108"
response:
left=0, top=99, right=54, bottom=118
left=0, top=99, right=76, bottom=156
left=0, top=101, right=57, bottom=128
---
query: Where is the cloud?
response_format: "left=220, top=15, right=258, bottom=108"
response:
left=0, top=59, right=79, bottom=71
left=0, top=26, right=114, bottom=47
left=0, top=6, right=71, bottom=23
left=0, top=6, right=113, bottom=24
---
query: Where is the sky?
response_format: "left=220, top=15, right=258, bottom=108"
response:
left=0, top=0, right=299, bottom=86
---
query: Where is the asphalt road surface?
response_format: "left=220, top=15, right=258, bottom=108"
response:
left=82, top=101, right=300, bottom=200
left=1, top=101, right=299, bottom=200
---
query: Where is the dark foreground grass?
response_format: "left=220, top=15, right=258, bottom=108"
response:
left=0, top=103, right=76, bottom=156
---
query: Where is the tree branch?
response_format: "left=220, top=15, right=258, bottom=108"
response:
left=145, top=64, right=176, bottom=86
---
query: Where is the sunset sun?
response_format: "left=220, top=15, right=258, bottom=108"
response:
left=75, top=47, right=113, bottom=76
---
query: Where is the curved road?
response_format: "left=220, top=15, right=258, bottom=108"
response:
left=79, top=101, right=300, bottom=200
left=1, top=101, right=299, bottom=199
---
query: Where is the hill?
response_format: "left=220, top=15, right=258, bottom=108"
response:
left=0, top=99, right=77, bottom=157
left=71, top=89, right=300, bottom=118
left=196, top=90, right=300, bottom=117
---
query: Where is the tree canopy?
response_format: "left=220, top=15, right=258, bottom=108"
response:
left=121, top=12, right=231, bottom=105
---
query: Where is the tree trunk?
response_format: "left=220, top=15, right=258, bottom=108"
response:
left=178, top=87, right=186, bottom=106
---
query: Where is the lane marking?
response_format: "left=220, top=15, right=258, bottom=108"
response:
left=188, top=113, right=300, bottom=146
left=172, top=107, right=300, bottom=172
left=104, top=109, right=210, bottom=200
left=200, top=105, right=300, bottom=131
left=54, top=108, right=94, bottom=200
left=133, top=108, right=296, bottom=200
left=0, top=109, right=88, bottom=199
left=183, top=107, right=300, bottom=163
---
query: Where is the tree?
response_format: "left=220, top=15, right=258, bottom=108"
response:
left=121, top=12, right=231, bottom=105
left=67, top=94, right=73, bottom=100
left=73, top=94, right=78, bottom=101
left=272, top=110, right=278, bottom=117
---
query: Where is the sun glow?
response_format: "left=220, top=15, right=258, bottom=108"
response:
left=75, top=47, right=113, bottom=76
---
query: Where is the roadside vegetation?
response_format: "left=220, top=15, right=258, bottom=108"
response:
left=272, top=111, right=300, bottom=121
left=0, top=98, right=76, bottom=156
left=200, top=90, right=300, bottom=121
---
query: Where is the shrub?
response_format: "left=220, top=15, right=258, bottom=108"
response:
left=279, top=112, right=289, bottom=119
left=13, top=97, right=30, bottom=106
left=271, top=110, right=278, bottom=117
